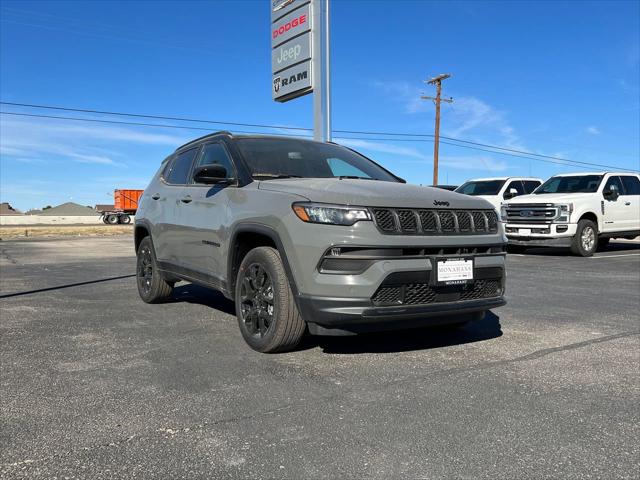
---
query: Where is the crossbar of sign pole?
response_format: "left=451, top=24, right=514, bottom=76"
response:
left=271, top=0, right=314, bottom=102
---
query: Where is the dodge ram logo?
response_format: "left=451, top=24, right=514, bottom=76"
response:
left=433, top=200, right=450, bottom=207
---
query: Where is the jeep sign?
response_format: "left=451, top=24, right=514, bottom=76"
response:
left=272, top=31, right=311, bottom=74
left=272, top=0, right=314, bottom=102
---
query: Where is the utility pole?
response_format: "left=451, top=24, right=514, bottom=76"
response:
left=421, top=74, right=453, bottom=185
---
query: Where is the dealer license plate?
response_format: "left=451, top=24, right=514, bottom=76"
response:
left=519, top=228, right=532, bottom=236
left=436, top=258, right=474, bottom=285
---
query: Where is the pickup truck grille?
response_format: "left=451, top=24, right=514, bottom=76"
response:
left=371, top=208, right=498, bottom=235
left=372, top=279, right=501, bottom=306
left=503, top=204, right=557, bottom=224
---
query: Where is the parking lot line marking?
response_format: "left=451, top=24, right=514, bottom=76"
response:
left=591, top=253, right=640, bottom=259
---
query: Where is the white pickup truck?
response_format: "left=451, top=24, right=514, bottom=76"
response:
left=501, top=172, right=640, bottom=256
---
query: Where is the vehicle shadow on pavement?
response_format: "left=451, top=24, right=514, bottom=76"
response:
left=518, top=241, right=639, bottom=257
left=302, top=312, right=503, bottom=354
left=169, top=283, right=236, bottom=316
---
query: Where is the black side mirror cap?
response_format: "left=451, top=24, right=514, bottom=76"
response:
left=193, top=164, right=229, bottom=184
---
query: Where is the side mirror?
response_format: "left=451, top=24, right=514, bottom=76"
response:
left=193, top=164, right=229, bottom=184
left=503, top=187, right=519, bottom=200
left=604, top=184, right=620, bottom=201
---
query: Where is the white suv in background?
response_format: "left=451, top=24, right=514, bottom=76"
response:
left=455, top=177, right=542, bottom=212
left=501, top=172, right=640, bottom=256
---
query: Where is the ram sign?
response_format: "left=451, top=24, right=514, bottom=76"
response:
left=271, top=0, right=313, bottom=102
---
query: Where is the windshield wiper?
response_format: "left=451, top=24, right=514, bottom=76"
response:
left=252, top=173, right=302, bottom=180
left=337, top=175, right=374, bottom=180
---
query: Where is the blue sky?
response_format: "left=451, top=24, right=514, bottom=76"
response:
left=1, top=0, right=638, bottom=211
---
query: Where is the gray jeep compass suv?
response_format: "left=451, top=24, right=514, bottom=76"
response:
left=135, top=132, right=506, bottom=352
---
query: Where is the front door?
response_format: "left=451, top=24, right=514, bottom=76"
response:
left=601, top=175, right=626, bottom=233
left=178, top=142, right=238, bottom=283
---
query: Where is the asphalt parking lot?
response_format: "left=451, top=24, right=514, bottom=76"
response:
left=1, top=236, right=639, bottom=479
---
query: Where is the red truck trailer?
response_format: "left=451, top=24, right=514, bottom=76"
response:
left=99, top=189, right=143, bottom=225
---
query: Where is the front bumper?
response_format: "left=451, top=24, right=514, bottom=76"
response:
left=299, top=295, right=506, bottom=335
left=505, top=222, right=576, bottom=247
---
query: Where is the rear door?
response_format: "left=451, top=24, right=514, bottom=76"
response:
left=619, top=175, right=640, bottom=231
left=154, top=147, right=200, bottom=264
left=601, top=175, right=626, bottom=233
left=178, top=141, right=238, bottom=283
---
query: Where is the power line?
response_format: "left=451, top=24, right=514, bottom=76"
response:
left=2, top=101, right=637, bottom=172
left=1, top=109, right=637, bottom=173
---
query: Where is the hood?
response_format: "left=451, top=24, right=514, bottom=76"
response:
left=506, top=192, right=595, bottom=204
left=258, top=179, right=495, bottom=210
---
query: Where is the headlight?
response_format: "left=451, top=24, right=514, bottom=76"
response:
left=554, top=203, right=573, bottom=223
left=500, top=204, right=508, bottom=221
left=292, top=202, right=371, bottom=226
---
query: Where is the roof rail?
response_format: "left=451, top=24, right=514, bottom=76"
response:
left=175, top=130, right=233, bottom=151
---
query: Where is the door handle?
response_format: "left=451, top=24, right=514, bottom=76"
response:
left=625, top=201, right=631, bottom=206
left=151, top=193, right=160, bottom=200
left=180, top=195, right=193, bottom=204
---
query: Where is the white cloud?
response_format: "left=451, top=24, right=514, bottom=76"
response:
left=440, top=155, right=507, bottom=173
left=586, top=126, right=601, bottom=135
left=0, top=117, right=188, bottom=166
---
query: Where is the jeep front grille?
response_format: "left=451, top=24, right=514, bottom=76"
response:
left=371, top=208, right=498, bottom=235
left=372, top=279, right=502, bottom=306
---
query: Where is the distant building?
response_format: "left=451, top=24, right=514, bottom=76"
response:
left=0, top=202, right=23, bottom=216
left=39, top=202, right=100, bottom=216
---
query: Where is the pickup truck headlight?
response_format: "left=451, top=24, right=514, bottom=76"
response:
left=500, top=204, right=508, bottom=221
left=554, top=203, right=573, bottom=223
left=292, top=203, right=371, bottom=226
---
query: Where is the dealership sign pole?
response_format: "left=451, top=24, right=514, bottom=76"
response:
left=271, top=0, right=331, bottom=142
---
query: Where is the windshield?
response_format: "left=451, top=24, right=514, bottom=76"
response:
left=455, top=180, right=506, bottom=196
left=235, top=138, right=399, bottom=182
left=535, top=175, right=603, bottom=194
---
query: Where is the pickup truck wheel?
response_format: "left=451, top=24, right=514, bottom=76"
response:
left=136, top=237, right=173, bottom=303
left=235, top=246, right=305, bottom=353
left=570, top=219, right=598, bottom=257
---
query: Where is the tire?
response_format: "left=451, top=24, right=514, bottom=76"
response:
left=570, top=219, right=598, bottom=257
left=136, top=236, right=173, bottom=303
left=106, top=214, right=119, bottom=225
left=596, top=237, right=610, bottom=252
left=102, top=216, right=109, bottom=224
left=507, top=245, right=527, bottom=254
left=235, top=246, right=306, bottom=353
left=120, top=215, right=131, bottom=225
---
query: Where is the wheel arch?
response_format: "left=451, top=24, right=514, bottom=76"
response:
left=134, top=221, right=152, bottom=253
left=227, top=224, right=299, bottom=301
left=578, top=211, right=600, bottom=231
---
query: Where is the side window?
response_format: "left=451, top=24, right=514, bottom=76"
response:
left=523, top=180, right=541, bottom=194
left=504, top=180, right=525, bottom=198
left=194, top=143, right=236, bottom=180
left=327, top=158, right=371, bottom=178
left=620, top=176, right=640, bottom=195
left=165, top=148, right=198, bottom=185
left=604, top=176, right=624, bottom=195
